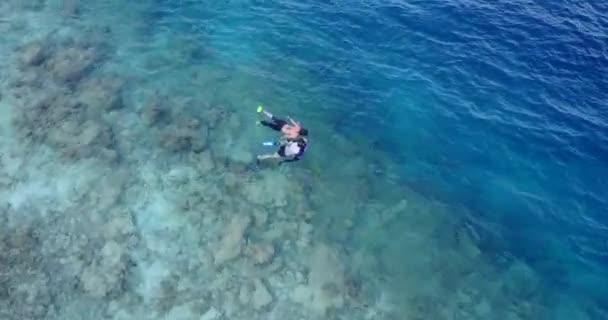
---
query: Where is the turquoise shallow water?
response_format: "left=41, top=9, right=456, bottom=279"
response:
left=0, top=1, right=607, bottom=319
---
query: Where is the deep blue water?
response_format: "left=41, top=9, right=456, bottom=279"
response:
left=154, top=0, right=608, bottom=313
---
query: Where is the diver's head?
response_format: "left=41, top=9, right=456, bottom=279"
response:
left=299, top=128, right=309, bottom=136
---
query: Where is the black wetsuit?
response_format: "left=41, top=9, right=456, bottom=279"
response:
left=260, top=116, right=288, bottom=132
left=279, top=138, right=307, bottom=164
left=261, top=116, right=308, bottom=164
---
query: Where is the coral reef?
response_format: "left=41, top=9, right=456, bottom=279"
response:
left=0, top=3, right=582, bottom=320
left=16, top=94, right=117, bottom=161
left=10, top=35, right=121, bottom=163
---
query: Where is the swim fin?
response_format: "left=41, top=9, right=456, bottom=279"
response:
left=257, top=105, right=263, bottom=113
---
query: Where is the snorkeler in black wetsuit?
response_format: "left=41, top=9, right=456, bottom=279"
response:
left=257, top=107, right=309, bottom=163
left=258, top=109, right=309, bottom=139
left=258, top=136, right=308, bottom=163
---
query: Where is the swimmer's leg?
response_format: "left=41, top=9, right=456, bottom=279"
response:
left=262, top=110, right=274, bottom=119
left=259, top=110, right=288, bottom=131
left=260, top=120, right=283, bottom=131
left=258, top=145, right=285, bottom=160
left=257, top=153, right=281, bottom=160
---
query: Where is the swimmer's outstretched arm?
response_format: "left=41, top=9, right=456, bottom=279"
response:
left=288, top=116, right=301, bottom=127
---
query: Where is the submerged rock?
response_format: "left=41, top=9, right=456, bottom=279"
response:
left=103, top=212, right=135, bottom=239
left=176, top=115, right=203, bottom=130
left=62, top=0, right=81, bottom=17
left=47, top=45, right=97, bottom=83
left=290, top=244, right=346, bottom=314
left=193, top=151, right=215, bottom=174
left=253, top=210, right=268, bottom=228
left=0, top=225, right=56, bottom=320
left=47, top=118, right=115, bottom=161
left=246, top=242, right=275, bottom=265
left=77, top=76, right=124, bottom=112
left=227, top=149, right=253, bottom=165
left=223, top=172, right=241, bottom=193
left=238, top=284, right=252, bottom=305
left=78, top=120, right=114, bottom=147
left=140, top=103, right=166, bottom=126
left=200, top=307, right=222, bottom=320
left=160, top=126, right=207, bottom=153
left=139, top=94, right=172, bottom=126
left=161, top=130, right=191, bottom=152
left=244, top=172, right=290, bottom=207
left=19, top=40, right=48, bottom=67
left=16, top=92, right=81, bottom=142
left=165, top=166, right=198, bottom=187
left=252, top=279, right=273, bottom=310
left=80, top=240, right=129, bottom=298
left=213, top=214, right=251, bottom=266
left=10, top=76, right=119, bottom=162
left=344, top=274, right=363, bottom=300
left=191, top=135, right=207, bottom=153
left=297, top=221, right=313, bottom=248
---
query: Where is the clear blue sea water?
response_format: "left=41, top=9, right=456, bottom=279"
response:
left=149, top=0, right=608, bottom=311
left=1, top=0, right=607, bottom=319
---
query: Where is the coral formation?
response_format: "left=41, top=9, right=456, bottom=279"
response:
left=159, top=116, right=207, bottom=153
left=0, top=225, right=52, bottom=320
left=160, top=129, right=202, bottom=153
left=252, top=279, right=273, bottom=310
left=246, top=242, right=275, bottom=265
left=77, top=76, right=124, bottom=112
left=46, top=45, right=98, bottom=83
left=18, top=40, right=48, bottom=67
left=213, top=214, right=251, bottom=266
left=140, top=99, right=168, bottom=127
left=80, top=240, right=130, bottom=298
left=13, top=90, right=118, bottom=162
left=238, top=283, right=252, bottom=305
left=10, top=35, right=121, bottom=164
left=200, top=307, right=222, bottom=320
left=289, top=244, right=346, bottom=314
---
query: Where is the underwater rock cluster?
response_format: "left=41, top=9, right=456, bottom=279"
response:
left=3, top=31, right=342, bottom=320
left=213, top=214, right=251, bottom=266
left=246, top=242, right=275, bottom=265
left=290, top=244, right=346, bottom=313
left=10, top=35, right=119, bottom=163
left=0, top=222, right=52, bottom=320
left=0, top=202, right=138, bottom=320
